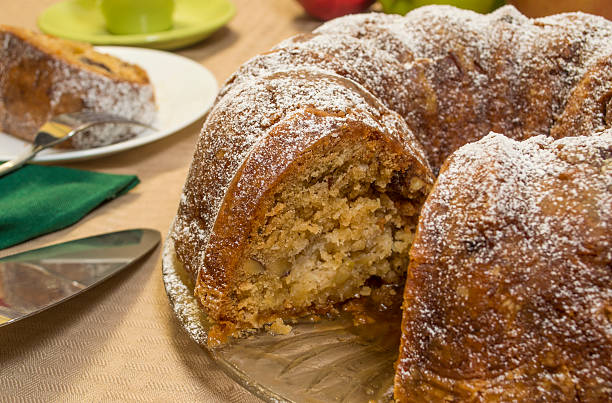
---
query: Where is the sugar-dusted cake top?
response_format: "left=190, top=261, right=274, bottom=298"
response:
left=398, top=130, right=612, bottom=400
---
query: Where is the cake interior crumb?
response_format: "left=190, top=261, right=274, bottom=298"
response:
left=231, top=134, right=429, bottom=330
left=266, top=318, right=293, bottom=335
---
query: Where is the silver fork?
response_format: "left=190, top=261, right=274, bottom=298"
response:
left=0, top=111, right=154, bottom=177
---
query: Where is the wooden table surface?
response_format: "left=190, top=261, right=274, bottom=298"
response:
left=0, top=1, right=320, bottom=401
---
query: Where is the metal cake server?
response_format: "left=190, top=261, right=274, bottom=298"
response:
left=0, top=228, right=160, bottom=327
left=0, top=111, right=154, bottom=178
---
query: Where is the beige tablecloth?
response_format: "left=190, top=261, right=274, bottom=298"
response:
left=0, top=1, right=320, bottom=401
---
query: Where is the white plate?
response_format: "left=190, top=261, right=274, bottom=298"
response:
left=0, top=46, right=217, bottom=162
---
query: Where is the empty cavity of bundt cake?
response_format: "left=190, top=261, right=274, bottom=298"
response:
left=234, top=140, right=429, bottom=327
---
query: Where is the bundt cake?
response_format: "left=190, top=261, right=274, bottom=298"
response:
left=170, top=4, right=612, bottom=400
left=0, top=25, right=156, bottom=149
left=396, top=131, right=612, bottom=401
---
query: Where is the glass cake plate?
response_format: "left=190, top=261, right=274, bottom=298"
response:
left=162, top=234, right=401, bottom=403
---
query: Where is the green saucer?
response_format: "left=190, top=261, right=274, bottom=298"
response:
left=37, top=0, right=235, bottom=50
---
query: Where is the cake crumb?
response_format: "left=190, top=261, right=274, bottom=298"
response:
left=266, top=318, right=292, bottom=335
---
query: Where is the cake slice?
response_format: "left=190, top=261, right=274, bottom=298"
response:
left=172, top=70, right=434, bottom=344
left=0, top=25, right=156, bottom=149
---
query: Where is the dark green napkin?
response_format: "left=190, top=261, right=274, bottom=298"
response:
left=0, top=164, right=139, bottom=250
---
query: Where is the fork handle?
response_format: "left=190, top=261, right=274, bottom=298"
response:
left=0, top=146, right=40, bottom=178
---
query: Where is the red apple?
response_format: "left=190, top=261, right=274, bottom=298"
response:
left=297, top=0, right=376, bottom=21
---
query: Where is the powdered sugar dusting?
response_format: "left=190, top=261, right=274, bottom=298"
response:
left=51, top=65, right=156, bottom=149
left=219, top=32, right=412, bottom=118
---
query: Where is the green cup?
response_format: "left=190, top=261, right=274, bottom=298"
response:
left=101, top=0, right=175, bottom=35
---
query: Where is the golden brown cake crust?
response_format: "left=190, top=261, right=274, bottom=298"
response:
left=0, top=25, right=156, bottom=148
left=395, top=131, right=612, bottom=402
